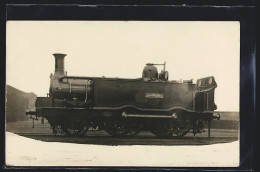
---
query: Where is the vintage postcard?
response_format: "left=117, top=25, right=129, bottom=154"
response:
left=6, top=21, right=240, bottom=167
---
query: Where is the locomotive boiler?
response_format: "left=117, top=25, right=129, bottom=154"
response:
left=26, top=53, right=220, bottom=137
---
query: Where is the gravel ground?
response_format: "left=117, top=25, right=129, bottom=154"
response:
left=6, top=132, right=239, bottom=167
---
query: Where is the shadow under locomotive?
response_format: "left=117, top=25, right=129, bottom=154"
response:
left=26, top=53, right=220, bottom=138
left=18, top=129, right=238, bottom=146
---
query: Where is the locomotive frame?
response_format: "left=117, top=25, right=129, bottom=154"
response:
left=26, top=53, right=220, bottom=138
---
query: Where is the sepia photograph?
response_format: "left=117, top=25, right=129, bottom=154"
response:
left=5, top=21, right=240, bottom=167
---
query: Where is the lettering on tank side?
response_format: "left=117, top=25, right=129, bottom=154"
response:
left=145, top=93, right=164, bottom=99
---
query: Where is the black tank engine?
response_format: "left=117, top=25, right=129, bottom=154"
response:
left=26, top=53, right=220, bottom=137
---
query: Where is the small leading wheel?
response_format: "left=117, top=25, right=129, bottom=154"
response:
left=61, top=119, right=88, bottom=137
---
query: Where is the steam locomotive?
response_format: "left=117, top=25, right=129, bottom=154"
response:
left=26, top=53, right=220, bottom=137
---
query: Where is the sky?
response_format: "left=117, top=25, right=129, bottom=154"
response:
left=6, top=21, right=240, bottom=111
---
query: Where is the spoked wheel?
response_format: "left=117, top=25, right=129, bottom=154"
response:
left=172, top=127, right=190, bottom=137
left=151, top=121, right=173, bottom=137
left=104, top=110, right=142, bottom=137
left=151, top=120, right=174, bottom=138
left=151, top=127, right=174, bottom=138
left=104, top=117, right=128, bottom=137
left=52, top=125, right=64, bottom=135
left=127, top=128, right=140, bottom=137
left=151, top=119, right=190, bottom=138
left=104, top=119, right=140, bottom=137
left=62, top=127, right=88, bottom=137
left=124, top=118, right=141, bottom=137
left=61, top=119, right=89, bottom=137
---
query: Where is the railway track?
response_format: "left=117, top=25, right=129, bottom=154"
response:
left=14, top=129, right=238, bottom=146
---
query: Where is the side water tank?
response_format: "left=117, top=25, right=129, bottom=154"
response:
left=142, top=64, right=158, bottom=81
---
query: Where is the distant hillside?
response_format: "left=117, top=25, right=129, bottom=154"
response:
left=6, top=85, right=37, bottom=122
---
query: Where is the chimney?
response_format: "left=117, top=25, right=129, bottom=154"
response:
left=53, top=53, right=67, bottom=76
